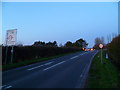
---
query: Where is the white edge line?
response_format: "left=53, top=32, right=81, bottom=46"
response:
left=80, top=64, right=88, bottom=77
left=43, top=61, right=66, bottom=71
left=75, top=50, right=98, bottom=88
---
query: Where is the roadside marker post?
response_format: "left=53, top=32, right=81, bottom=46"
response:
left=99, top=44, right=103, bottom=64
left=106, top=53, right=108, bottom=59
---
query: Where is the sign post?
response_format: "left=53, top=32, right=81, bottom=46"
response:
left=11, top=46, right=14, bottom=64
left=5, top=46, right=8, bottom=64
left=99, top=44, right=103, bottom=64
left=5, top=29, right=17, bottom=64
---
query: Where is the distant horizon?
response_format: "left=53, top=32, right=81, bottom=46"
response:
left=2, top=2, right=118, bottom=48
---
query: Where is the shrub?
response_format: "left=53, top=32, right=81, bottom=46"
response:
left=108, top=35, right=120, bottom=68
left=2, top=46, right=81, bottom=64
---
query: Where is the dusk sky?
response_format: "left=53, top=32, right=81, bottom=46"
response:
left=2, top=2, right=118, bottom=47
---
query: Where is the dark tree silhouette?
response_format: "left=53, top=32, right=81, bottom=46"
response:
left=33, top=41, right=45, bottom=47
left=65, top=41, right=73, bottom=47
left=65, top=39, right=88, bottom=48
left=74, top=39, right=88, bottom=48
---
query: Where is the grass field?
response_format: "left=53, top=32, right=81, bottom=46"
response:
left=2, top=51, right=80, bottom=71
left=86, top=50, right=120, bottom=88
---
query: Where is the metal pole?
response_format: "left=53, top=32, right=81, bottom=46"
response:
left=101, top=49, right=102, bottom=63
left=5, top=46, right=8, bottom=64
left=11, top=46, right=14, bottom=64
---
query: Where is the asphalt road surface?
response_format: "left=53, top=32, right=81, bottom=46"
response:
left=2, top=50, right=98, bottom=89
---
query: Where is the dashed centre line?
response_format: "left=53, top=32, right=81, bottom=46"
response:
left=43, top=61, right=66, bottom=71
left=27, top=61, right=54, bottom=71
left=4, top=85, right=12, bottom=89
left=27, top=65, right=44, bottom=71
left=70, top=56, right=79, bottom=59
left=44, top=62, right=54, bottom=65
left=1, top=85, right=12, bottom=90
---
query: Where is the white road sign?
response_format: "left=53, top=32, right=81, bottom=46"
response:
left=6, top=29, right=17, bottom=46
left=99, top=44, right=103, bottom=49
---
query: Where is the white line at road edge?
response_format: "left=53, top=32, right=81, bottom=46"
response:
left=80, top=64, right=88, bottom=78
left=75, top=50, right=98, bottom=88
left=70, top=55, right=79, bottom=59
left=80, top=51, right=98, bottom=87
left=43, top=61, right=66, bottom=71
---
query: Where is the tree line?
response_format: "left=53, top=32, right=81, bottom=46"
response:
left=2, top=38, right=88, bottom=65
left=32, top=38, right=88, bottom=48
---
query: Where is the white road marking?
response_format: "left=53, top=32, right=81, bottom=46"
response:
left=43, top=61, right=66, bottom=71
left=70, top=56, right=79, bottom=59
left=80, top=64, right=88, bottom=78
left=4, top=85, right=12, bottom=89
left=27, top=65, right=44, bottom=71
left=27, top=61, right=54, bottom=71
left=0, top=85, right=7, bottom=89
left=1, top=85, right=7, bottom=88
left=44, top=61, right=54, bottom=65
left=80, top=52, right=89, bottom=56
left=80, top=75, right=83, bottom=77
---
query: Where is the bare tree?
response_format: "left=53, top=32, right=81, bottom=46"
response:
left=107, top=35, right=110, bottom=44
left=93, top=37, right=105, bottom=49
left=101, top=37, right=105, bottom=45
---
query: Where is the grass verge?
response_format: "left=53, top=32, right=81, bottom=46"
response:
left=2, top=51, right=81, bottom=71
left=86, top=50, right=120, bottom=88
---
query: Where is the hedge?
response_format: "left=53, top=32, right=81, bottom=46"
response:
left=2, top=46, right=81, bottom=64
left=108, top=35, right=120, bottom=68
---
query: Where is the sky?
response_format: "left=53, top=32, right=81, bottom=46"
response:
left=2, top=2, right=118, bottom=47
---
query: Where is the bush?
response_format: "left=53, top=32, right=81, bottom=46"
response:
left=108, top=35, right=120, bottom=68
left=2, top=46, right=81, bottom=65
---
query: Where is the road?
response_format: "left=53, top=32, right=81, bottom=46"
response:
left=2, top=50, right=98, bottom=89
